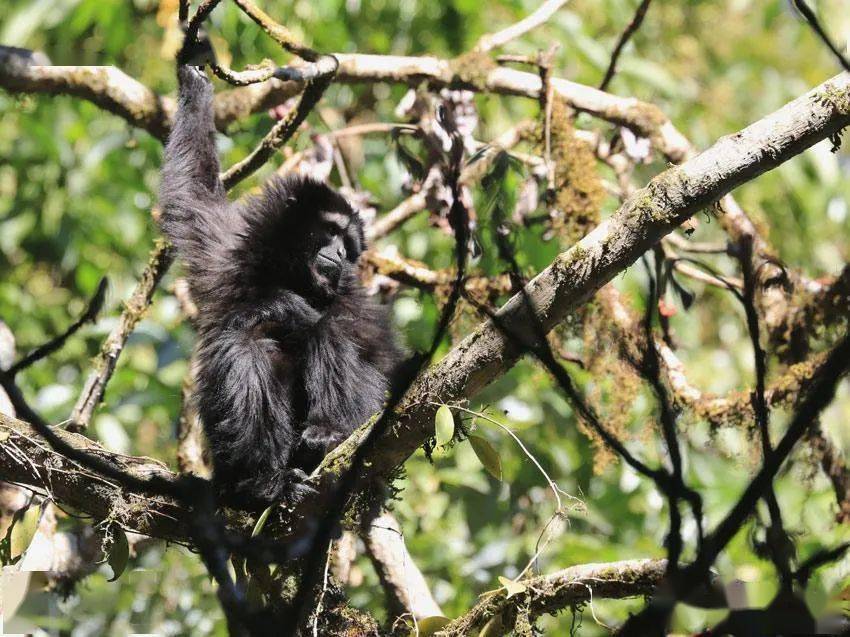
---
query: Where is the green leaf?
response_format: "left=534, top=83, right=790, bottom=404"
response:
left=10, top=506, right=39, bottom=560
left=410, top=616, right=451, bottom=636
left=107, top=527, right=130, bottom=582
left=498, top=576, right=527, bottom=598
left=252, top=504, right=275, bottom=538
left=434, top=405, right=455, bottom=447
left=469, top=435, right=502, bottom=480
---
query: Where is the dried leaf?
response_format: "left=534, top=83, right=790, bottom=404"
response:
left=498, top=575, right=527, bottom=598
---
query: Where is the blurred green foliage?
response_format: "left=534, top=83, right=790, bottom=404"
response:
left=1, top=0, right=850, bottom=634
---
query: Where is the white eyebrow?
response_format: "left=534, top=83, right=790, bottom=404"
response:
left=321, top=211, right=350, bottom=230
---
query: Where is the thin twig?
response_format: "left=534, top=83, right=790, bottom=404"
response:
left=69, top=242, right=173, bottom=431
left=792, top=0, right=850, bottom=72
left=598, top=0, right=652, bottom=91
left=220, top=56, right=338, bottom=189
left=474, top=0, right=570, bottom=53
left=185, top=0, right=222, bottom=44
left=9, top=278, right=108, bottom=376
left=232, top=0, right=321, bottom=62
left=366, top=193, right=428, bottom=241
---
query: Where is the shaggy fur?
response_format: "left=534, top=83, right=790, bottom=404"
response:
left=159, top=65, right=401, bottom=505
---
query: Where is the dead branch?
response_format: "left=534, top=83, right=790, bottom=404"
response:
left=360, top=510, right=443, bottom=621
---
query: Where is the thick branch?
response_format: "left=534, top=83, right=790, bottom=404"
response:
left=441, top=558, right=666, bottom=635
left=0, top=47, right=172, bottom=141
left=0, top=411, right=189, bottom=541
left=313, top=72, right=850, bottom=491
left=1, top=45, right=689, bottom=163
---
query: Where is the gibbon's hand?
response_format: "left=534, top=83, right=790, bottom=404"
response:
left=279, top=468, right=320, bottom=506
left=177, top=25, right=216, bottom=67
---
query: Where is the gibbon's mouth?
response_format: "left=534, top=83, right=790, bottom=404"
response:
left=315, top=252, right=342, bottom=268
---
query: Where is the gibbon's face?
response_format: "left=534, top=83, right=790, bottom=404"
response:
left=306, top=208, right=363, bottom=296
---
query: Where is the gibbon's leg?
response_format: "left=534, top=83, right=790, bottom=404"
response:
left=294, top=333, right=388, bottom=471
left=196, top=326, right=294, bottom=503
left=197, top=298, right=324, bottom=504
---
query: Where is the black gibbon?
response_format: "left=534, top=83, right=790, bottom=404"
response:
left=158, top=54, right=402, bottom=505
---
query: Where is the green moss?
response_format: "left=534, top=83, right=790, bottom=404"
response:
left=544, top=97, right=605, bottom=245
left=817, top=84, right=850, bottom=115
left=449, top=51, right=498, bottom=87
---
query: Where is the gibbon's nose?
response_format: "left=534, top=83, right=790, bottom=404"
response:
left=335, top=242, right=345, bottom=260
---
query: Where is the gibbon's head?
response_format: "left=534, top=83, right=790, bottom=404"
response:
left=242, top=175, right=366, bottom=301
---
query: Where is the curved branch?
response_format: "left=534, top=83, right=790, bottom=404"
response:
left=360, top=510, right=443, bottom=621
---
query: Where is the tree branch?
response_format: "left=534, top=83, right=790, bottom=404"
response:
left=69, top=241, right=174, bottom=431
left=0, top=46, right=173, bottom=141
left=360, top=510, right=443, bottom=621
left=311, top=71, right=850, bottom=494
left=473, top=0, right=570, bottom=53
left=442, top=558, right=667, bottom=635
left=0, top=411, right=189, bottom=541
left=219, top=56, right=338, bottom=189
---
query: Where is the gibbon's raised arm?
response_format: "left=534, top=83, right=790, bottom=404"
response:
left=159, top=65, right=237, bottom=317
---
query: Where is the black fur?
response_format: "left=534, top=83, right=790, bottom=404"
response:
left=159, top=65, right=401, bottom=505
